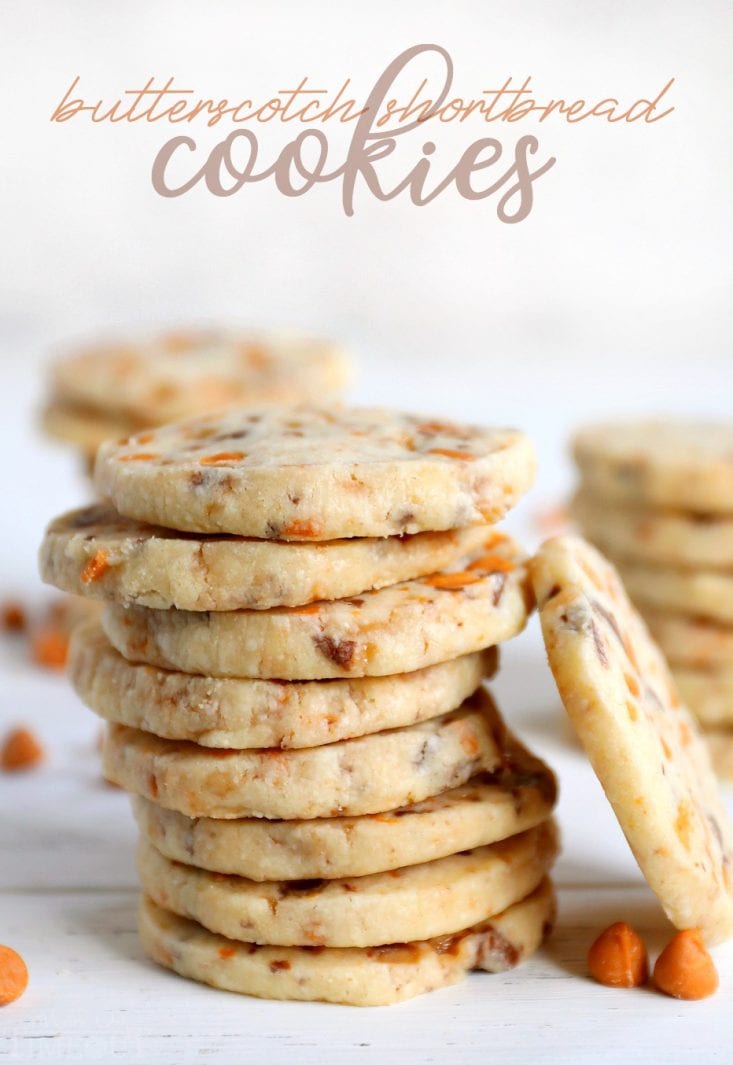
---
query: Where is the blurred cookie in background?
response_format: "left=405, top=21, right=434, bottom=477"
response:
left=570, top=419, right=733, bottom=765
left=41, top=326, right=353, bottom=469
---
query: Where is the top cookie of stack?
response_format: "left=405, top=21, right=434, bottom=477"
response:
left=571, top=420, right=733, bottom=770
left=42, top=327, right=351, bottom=462
left=41, top=406, right=556, bottom=1006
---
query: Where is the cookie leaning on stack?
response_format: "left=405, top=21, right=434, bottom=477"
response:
left=41, top=405, right=559, bottom=1006
left=571, top=420, right=733, bottom=776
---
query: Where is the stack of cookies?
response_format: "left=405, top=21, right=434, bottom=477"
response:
left=40, top=406, right=559, bottom=1006
left=42, top=327, right=351, bottom=468
left=571, top=420, right=733, bottom=776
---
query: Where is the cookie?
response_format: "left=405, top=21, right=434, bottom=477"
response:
left=41, top=503, right=492, bottom=611
left=702, top=730, right=733, bottom=783
left=571, top=488, right=733, bottom=568
left=50, top=328, right=351, bottom=426
left=41, top=401, right=139, bottom=455
left=94, top=407, right=536, bottom=539
left=132, top=740, right=556, bottom=879
left=102, top=689, right=506, bottom=819
left=138, top=878, right=556, bottom=1006
left=138, top=821, right=558, bottom=948
left=573, top=420, right=733, bottom=513
left=531, top=535, right=733, bottom=944
left=673, top=667, right=733, bottom=727
left=644, top=610, right=733, bottom=670
left=70, top=622, right=496, bottom=749
left=613, top=558, right=733, bottom=626
left=101, top=536, right=530, bottom=680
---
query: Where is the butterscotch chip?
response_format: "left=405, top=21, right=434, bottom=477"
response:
left=94, top=407, right=536, bottom=539
left=137, top=821, right=558, bottom=947
left=1, top=727, right=44, bottom=771
left=531, top=535, right=733, bottom=944
left=1, top=602, right=26, bottom=633
left=138, top=878, right=556, bottom=1006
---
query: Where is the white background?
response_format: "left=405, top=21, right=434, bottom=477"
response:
left=1, top=3, right=732, bottom=1062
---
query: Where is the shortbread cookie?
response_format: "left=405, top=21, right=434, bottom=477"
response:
left=103, top=689, right=505, bottom=819
left=573, top=420, right=733, bottom=513
left=571, top=488, right=733, bottom=568
left=703, top=731, right=733, bottom=783
left=41, top=503, right=491, bottom=611
left=644, top=610, right=733, bottom=670
left=614, top=558, right=733, bottom=626
left=41, top=402, right=139, bottom=454
left=132, top=738, right=556, bottom=879
left=70, top=623, right=495, bottom=748
left=138, top=821, right=558, bottom=948
left=94, top=407, right=536, bottom=539
left=101, top=537, right=530, bottom=680
left=531, top=535, right=733, bottom=944
left=139, top=878, right=556, bottom=1006
left=51, top=328, right=350, bottom=426
left=673, top=667, right=733, bottom=727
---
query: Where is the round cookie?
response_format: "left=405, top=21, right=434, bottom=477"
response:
left=673, top=667, right=733, bottom=727
left=41, top=402, right=139, bottom=455
left=51, top=328, right=350, bottom=426
left=70, top=622, right=496, bottom=749
left=644, top=610, right=733, bottom=670
left=132, top=739, right=557, bottom=879
left=614, top=558, right=733, bottom=626
left=102, top=689, right=505, bottom=819
left=101, top=536, right=530, bottom=680
left=139, top=878, right=556, bottom=1006
left=138, top=821, right=558, bottom=947
left=531, top=535, right=733, bottom=944
left=93, top=407, right=536, bottom=539
left=571, top=488, right=733, bottom=568
left=41, top=503, right=492, bottom=611
left=573, top=420, right=733, bottom=513
left=703, top=731, right=733, bottom=783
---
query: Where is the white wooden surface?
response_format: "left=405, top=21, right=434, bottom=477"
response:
left=2, top=339, right=733, bottom=1063
left=3, top=626, right=733, bottom=1065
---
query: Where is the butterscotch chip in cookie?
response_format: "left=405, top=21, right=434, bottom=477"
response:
left=531, top=535, right=733, bottom=944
